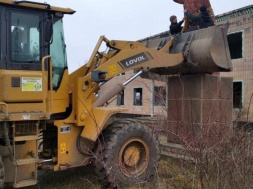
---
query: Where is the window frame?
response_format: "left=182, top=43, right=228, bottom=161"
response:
left=133, top=87, right=143, bottom=106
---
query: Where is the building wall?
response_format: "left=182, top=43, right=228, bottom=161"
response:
left=100, top=70, right=167, bottom=116
left=217, top=5, right=253, bottom=122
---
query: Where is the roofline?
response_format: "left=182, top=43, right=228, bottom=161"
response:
left=215, top=4, right=253, bottom=22
left=0, top=0, right=76, bottom=14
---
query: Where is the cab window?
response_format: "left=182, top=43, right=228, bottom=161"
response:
left=9, top=10, right=41, bottom=63
left=50, top=18, right=67, bottom=89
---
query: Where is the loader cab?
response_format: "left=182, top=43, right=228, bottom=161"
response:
left=0, top=2, right=74, bottom=90
left=3, top=9, right=66, bottom=89
left=0, top=1, right=75, bottom=116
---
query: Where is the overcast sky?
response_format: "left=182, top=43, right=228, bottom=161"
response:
left=33, top=0, right=251, bottom=72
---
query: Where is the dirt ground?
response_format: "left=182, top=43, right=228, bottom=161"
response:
left=4, top=157, right=192, bottom=189
left=3, top=134, right=173, bottom=189
left=3, top=136, right=183, bottom=189
left=5, top=164, right=102, bottom=189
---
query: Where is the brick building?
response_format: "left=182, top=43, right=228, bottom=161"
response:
left=100, top=71, right=167, bottom=116
left=100, top=4, right=253, bottom=121
left=217, top=5, right=253, bottom=122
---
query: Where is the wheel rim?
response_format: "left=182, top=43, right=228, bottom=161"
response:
left=118, top=138, right=149, bottom=177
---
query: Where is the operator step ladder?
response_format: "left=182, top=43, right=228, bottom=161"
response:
left=12, top=121, right=39, bottom=188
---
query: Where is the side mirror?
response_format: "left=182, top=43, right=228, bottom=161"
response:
left=45, top=16, right=53, bottom=43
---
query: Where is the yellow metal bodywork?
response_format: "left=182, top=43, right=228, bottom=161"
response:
left=49, top=69, right=71, bottom=114
left=53, top=119, right=86, bottom=171
left=1, top=70, right=46, bottom=102
left=0, top=69, right=49, bottom=121
left=80, top=107, right=128, bottom=142
left=0, top=0, right=75, bottom=14
left=0, top=56, right=70, bottom=121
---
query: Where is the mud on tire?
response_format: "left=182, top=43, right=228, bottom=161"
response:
left=94, top=119, right=160, bottom=188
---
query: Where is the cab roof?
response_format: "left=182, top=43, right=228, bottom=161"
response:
left=0, top=0, right=76, bottom=14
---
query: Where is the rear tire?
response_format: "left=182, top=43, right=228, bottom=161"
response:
left=94, top=119, right=160, bottom=188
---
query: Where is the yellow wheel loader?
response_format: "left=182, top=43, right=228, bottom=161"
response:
left=0, top=0, right=232, bottom=188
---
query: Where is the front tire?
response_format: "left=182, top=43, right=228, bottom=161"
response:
left=94, top=119, right=160, bottom=188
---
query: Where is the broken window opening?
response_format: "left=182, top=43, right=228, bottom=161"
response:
left=227, top=32, right=243, bottom=59
left=233, top=81, right=242, bottom=109
left=133, top=88, right=142, bottom=106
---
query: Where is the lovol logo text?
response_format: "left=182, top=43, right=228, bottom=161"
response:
left=125, top=56, right=145, bottom=67
left=119, top=52, right=153, bottom=69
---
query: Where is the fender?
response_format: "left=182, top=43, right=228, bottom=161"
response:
left=81, top=107, right=128, bottom=142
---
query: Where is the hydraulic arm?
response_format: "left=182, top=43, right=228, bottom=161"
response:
left=69, top=24, right=232, bottom=142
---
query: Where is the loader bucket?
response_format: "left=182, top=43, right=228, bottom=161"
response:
left=147, top=23, right=232, bottom=75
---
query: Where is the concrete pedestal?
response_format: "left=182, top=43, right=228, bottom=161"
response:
left=167, top=74, right=233, bottom=143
